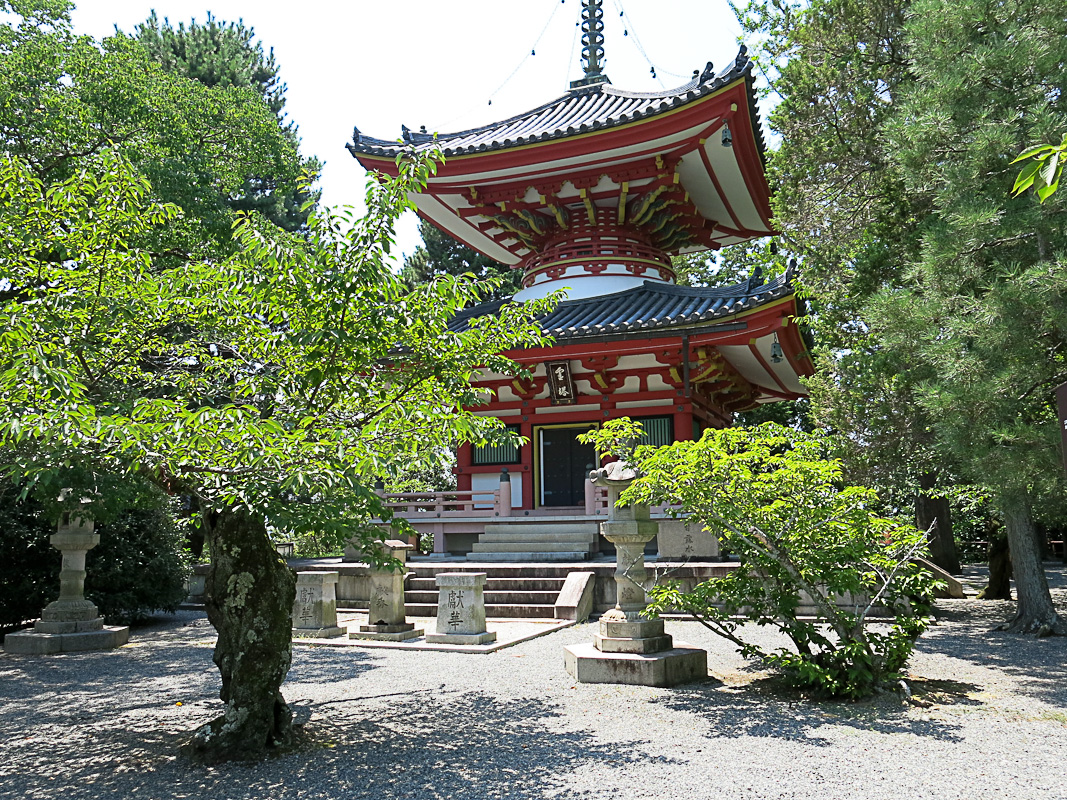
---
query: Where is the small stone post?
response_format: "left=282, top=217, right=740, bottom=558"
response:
left=350, top=540, right=423, bottom=641
left=425, top=572, right=497, bottom=645
left=4, top=498, right=129, bottom=655
left=292, top=571, right=344, bottom=639
left=497, top=468, right=512, bottom=517
left=563, top=462, right=707, bottom=686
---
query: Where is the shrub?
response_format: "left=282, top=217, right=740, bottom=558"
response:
left=87, top=505, right=190, bottom=623
left=587, top=420, right=939, bottom=700
left=0, top=491, right=56, bottom=629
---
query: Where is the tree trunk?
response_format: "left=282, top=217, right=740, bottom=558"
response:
left=977, top=532, right=1011, bottom=600
left=184, top=505, right=297, bottom=763
left=916, top=472, right=960, bottom=574
left=996, top=489, right=1066, bottom=635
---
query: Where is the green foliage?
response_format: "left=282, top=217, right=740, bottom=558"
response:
left=0, top=4, right=305, bottom=259
left=587, top=419, right=937, bottom=699
left=86, top=503, right=190, bottom=622
left=131, top=11, right=319, bottom=232
left=877, top=0, right=1067, bottom=497
left=672, top=238, right=787, bottom=288
left=1012, top=135, right=1067, bottom=203
left=0, top=138, right=553, bottom=564
left=401, top=219, right=522, bottom=301
left=0, top=489, right=55, bottom=629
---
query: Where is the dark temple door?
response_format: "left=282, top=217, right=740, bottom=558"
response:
left=540, top=426, right=596, bottom=507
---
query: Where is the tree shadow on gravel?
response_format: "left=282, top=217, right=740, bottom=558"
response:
left=0, top=688, right=662, bottom=800
left=647, top=678, right=970, bottom=746
left=918, top=586, right=1067, bottom=708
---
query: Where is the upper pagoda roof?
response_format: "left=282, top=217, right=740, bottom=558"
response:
left=347, top=49, right=763, bottom=161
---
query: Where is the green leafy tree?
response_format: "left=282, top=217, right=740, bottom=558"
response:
left=0, top=1, right=303, bottom=260
left=0, top=113, right=552, bottom=767
left=586, top=419, right=936, bottom=699
left=401, top=218, right=522, bottom=300
left=131, top=11, right=319, bottom=232
left=872, top=0, right=1067, bottom=633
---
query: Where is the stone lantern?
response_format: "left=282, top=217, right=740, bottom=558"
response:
left=563, top=462, right=706, bottom=686
left=4, top=496, right=129, bottom=655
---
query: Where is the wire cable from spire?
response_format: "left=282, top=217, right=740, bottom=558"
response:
left=430, top=0, right=565, bottom=131
left=612, top=0, right=691, bottom=85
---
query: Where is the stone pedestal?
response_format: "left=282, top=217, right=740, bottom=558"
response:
left=564, top=462, right=707, bottom=686
left=4, top=508, right=129, bottom=655
left=425, top=572, right=496, bottom=645
left=292, top=571, right=344, bottom=639
left=349, top=540, right=423, bottom=642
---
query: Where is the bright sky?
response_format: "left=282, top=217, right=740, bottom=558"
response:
left=70, top=0, right=747, bottom=260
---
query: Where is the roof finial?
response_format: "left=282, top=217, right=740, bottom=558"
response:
left=569, top=0, right=611, bottom=89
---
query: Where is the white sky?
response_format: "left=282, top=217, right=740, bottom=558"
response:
left=70, top=1, right=747, bottom=260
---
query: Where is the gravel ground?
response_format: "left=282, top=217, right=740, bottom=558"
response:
left=1, top=566, right=1066, bottom=800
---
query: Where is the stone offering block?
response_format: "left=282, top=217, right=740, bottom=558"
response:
left=657, top=518, right=720, bottom=561
left=425, top=572, right=496, bottom=645
left=292, top=571, right=344, bottom=639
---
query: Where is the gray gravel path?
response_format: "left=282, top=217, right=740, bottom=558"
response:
left=2, top=566, right=1066, bottom=800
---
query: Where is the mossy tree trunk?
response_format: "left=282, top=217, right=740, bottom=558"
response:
left=185, top=505, right=297, bottom=763
left=996, top=489, right=1066, bottom=635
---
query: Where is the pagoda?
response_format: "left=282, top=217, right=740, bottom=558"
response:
left=348, top=1, right=812, bottom=557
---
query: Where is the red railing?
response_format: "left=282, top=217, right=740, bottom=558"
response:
left=381, top=488, right=511, bottom=519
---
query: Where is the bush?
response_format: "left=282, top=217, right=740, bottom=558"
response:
left=0, top=490, right=190, bottom=628
left=587, top=420, right=939, bottom=700
left=87, top=505, right=190, bottom=623
left=0, top=492, right=57, bottom=629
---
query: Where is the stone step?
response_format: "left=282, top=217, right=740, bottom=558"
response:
left=476, top=531, right=597, bottom=544
left=404, top=602, right=556, bottom=619
left=481, top=523, right=598, bottom=536
left=407, top=577, right=566, bottom=592
left=467, top=551, right=592, bottom=562
left=405, top=590, right=560, bottom=605
left=471, top=541, right=596, bottom=554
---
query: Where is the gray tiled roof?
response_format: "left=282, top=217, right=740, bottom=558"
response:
left=449, top=269, right=793, bottom=342
left=347, top=47, right=762, bottom=160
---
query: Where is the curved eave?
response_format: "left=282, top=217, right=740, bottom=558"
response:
left=348, top=51, right=765, bottom=162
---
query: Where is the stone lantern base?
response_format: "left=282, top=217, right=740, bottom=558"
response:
left=563, top=641, right=707, bottom=687
left=4, top=625, right=129, bottom=656
left=564, top=606, right=707, bottom=687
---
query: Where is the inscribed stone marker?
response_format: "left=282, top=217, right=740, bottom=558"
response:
left=425, top=572, right=496, bottom=645
left=292, top=571, right=344, bottom=639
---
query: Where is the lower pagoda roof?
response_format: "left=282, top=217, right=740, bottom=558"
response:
left=449, top=270, right=794, bottom=343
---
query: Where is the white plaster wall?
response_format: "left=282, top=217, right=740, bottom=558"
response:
left=471, top=471, right=523, bottom=510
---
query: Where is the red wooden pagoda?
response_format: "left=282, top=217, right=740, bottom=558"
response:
left=348, top=4, right=813, bottom=558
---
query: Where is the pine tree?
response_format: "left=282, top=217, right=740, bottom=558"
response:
left=878, top=0, right=1067, bottom=633
left=133, top=12, right=319, bottom=233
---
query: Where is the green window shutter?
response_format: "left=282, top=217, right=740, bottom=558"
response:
left=472, top=425, right=521, bottom=465
left=637, top=416, right=674, bottom=447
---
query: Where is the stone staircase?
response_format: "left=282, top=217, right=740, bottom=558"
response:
left=404, top=566, right=566, bottom=619
left=467, top=519, right=600, bottom=562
